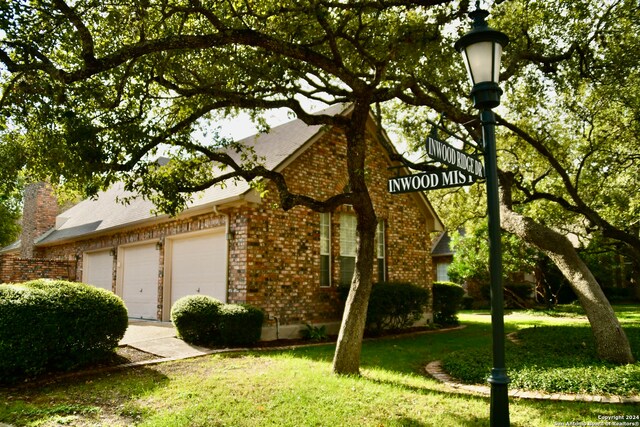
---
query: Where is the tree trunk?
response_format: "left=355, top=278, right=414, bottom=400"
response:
left=499, top=203, right=635, bottom=364
left=331, top=218, right=377, bottom=375
left=331, top=103, right=378, bottom=375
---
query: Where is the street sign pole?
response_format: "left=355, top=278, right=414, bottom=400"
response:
left=481, top=108, right=510, bottom=425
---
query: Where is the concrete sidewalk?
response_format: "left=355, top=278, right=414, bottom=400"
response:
left=120, top=320, right=212, bottom=359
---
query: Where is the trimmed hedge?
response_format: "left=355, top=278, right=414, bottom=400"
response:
left=171, top=295, right=223, bottom=345
left=432, top=281, right=465, bottom=326
left=218, top=304, right=264, bottom=346
left=339, top=282, right=430, bottom=334
left=0, top=279, right=128, bottom=384
left=171, top=295, right=264, bottom=346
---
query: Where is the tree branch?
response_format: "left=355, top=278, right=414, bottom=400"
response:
left=51, top=0, right=98, bottom=66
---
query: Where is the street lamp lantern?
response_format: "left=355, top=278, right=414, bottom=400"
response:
left=455, top=3, right=511, bottom=427
left=454, top=6, right=509, bottom=109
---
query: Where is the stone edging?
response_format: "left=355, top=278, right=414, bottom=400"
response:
left=425, top=360, right=640, bottom=404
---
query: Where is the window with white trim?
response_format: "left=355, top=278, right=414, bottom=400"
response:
left=436, top=262, right=450, bottom=282
left=320, top=212, right=331, bottom=287
left=339, top=213, right=357, bottom=285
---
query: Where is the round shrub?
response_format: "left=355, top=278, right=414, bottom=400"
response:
left=218, top=304, right=264, bottom=346
left=171, top=295, right=223, bottom=345
left=0, top=279, right=128, bottom=384
left=432, top=281, right=465, bottom=326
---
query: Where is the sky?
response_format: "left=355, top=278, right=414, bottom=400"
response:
left=215, top=108, right=300, bottom=141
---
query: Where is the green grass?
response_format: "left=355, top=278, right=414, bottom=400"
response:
left=1, top=307, right=639, bottom=426
left=446, top=305, right=640, bottom=396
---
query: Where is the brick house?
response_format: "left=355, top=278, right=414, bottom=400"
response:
left=0, top=104, right=443, bottom=338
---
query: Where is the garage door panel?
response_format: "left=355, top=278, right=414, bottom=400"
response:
left=84, top=251, right=113, bottom=291
left=171, top=231, right=227, bottom=306
left=122, top=244, right=159, bottom=320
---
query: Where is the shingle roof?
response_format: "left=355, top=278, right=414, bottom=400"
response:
left=431, top=231, right=453, bottom=257
left=34, top=103, right=349, bottom=246
left=431, top=229, right=465, bottom=257
left=35, top=180, right=252, bottom=245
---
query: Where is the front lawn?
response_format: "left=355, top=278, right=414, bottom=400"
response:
left=1, top=307, right=638, bottom=426
left=444, top=306, right=640, bottom=396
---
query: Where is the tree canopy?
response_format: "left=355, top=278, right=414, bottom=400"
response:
left=0, top=0, right=461, bottom=214
left=391, top=0, right=639, bottom=268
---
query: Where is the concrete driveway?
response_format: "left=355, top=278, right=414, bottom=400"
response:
left=120, top=320, right=213, bottom=359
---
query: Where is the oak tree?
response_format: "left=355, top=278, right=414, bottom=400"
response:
left=387, top=0, right=638, bottom=363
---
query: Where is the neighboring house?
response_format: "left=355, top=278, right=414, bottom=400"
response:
left=431, top=229, right=538, bottom=308
left=0, top=104, right=444, bottom=339
left=431, top=230, right=455, bottom=283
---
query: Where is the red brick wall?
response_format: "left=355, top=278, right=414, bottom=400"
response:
left=243, top=126, right=434, bottom=324
left=20, top=182, right=58, bottom=259
left=227, top=209, right=249, bottom=303
left=0, top=253, right=76, bottom=283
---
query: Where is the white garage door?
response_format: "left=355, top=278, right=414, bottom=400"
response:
left=83, top=250, right=113, bottom=291
left=170, top=230, right=227, bottom=307
left=121, top=243, right=159, bottom=320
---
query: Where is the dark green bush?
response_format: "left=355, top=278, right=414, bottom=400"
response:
left=171, top=296, right=264, bottom=346
left=218, top=304, right=264, bottom=346
left=0, top=279, right=128, bottom=384
left=171, top=295, right=223, bottom=345
left=339, top=282, right=430, bottom=334
left=432, top=281, right=465, bottom=326
left=603, top=287, right=634, bottom=302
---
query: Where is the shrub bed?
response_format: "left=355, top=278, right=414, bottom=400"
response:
left=441, top=325, right=640, bottom=396
left=171, top=295, right=264, bottom=346
left=339, top=282, right=429, bottom=334
left=432, top=281, right=465, bottom=325
left=0, top=279, right=128, bottom=384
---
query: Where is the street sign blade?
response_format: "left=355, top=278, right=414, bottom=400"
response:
left=426, top=136, right=485, bottom=179
left=388, top=169, right=478, bottom=194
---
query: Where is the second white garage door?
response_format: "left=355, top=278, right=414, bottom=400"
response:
left=121, top=243, right=160, bottom=320
left=169, top=230, right=228, bottom=307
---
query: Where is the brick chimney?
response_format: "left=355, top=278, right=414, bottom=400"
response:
left=20, top=182, right=58, bottom=258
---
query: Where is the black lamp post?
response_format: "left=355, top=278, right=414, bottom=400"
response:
left=455, top=3, right=510, bottom=426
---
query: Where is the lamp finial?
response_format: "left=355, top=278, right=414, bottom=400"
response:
left=469, top=5, right=490, bottom=30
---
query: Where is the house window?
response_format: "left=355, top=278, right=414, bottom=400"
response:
left=320, top=212, right=331, bottom=287
left=340, top=213, right=357, bottom=285
left=376, top=221, right=386, bottom=282
left=436, top=262, right=450, bottom=282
